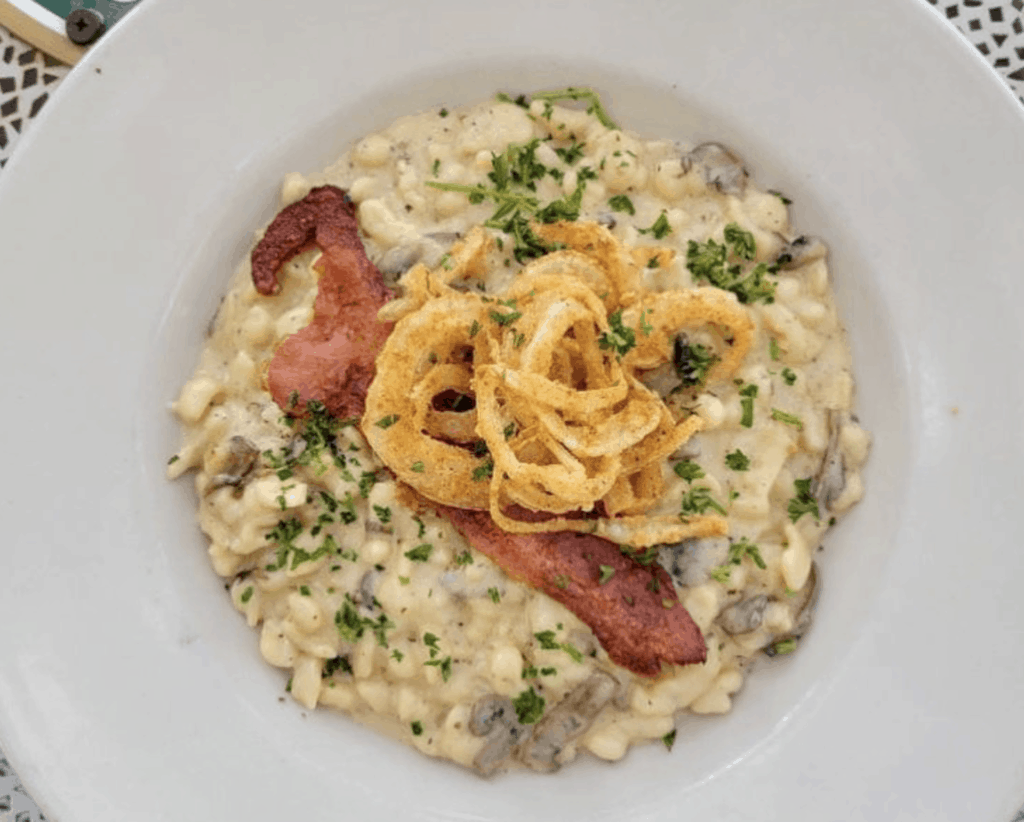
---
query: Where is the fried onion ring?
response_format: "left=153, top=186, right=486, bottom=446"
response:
left=362, top=221, right=754, bottom=545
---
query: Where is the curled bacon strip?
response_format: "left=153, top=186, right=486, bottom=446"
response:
left=251, top=186, right=394, bottom=420
left=439, top=504, right=706, bottom=676
left=253, top=192, right=705, bottom=675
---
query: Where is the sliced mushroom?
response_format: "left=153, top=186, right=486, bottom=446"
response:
left=776, top=235, right=828, bottom=270
left=517, top=671, right=617, bottom=773
left=595, top=213, right=617, bottom=229
left=787, top=561, right=819, bottom=637
left=765, top=562, right=820, bottom=656
left=470, top=695, right=530, bottom=776
left=423, top=231, right=463, bottom=245
left=375, top=242, right=423, bottom=279
left=681, top=142, right=748, bottom=196
left=718, top=594, right=768, bottom=635
left=659, top=537, right=729, bottom=589
left=206, top=436, right=260, bottom=492
left=812, top=409, right=846, bottom=513
left=356, top=569, right=382, bottom=613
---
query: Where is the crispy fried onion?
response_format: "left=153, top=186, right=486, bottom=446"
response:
left=363, top=221, right=754, bottom=547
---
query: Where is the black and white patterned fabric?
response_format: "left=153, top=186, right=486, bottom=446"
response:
left=928, top=0, right=1024, bottom=103
left=0, top=3, right=1023, bottom=820
left=0, top=25, right=68, bottom=170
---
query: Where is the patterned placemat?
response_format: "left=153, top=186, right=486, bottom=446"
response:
left=1, top=4, right=1023, bottom=821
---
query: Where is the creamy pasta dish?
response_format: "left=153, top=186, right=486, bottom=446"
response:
left=168, top=89, right=869, bottom=774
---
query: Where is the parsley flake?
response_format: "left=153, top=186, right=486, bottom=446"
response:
left=673, top=460, right=705, bottom=482
left=598, top=309, right=636, bottom=356
left=512, top=687, right=546, bottom=724
left=787, top=478, right=820, bottom=523
left=639, top=211, right=672, bottom=240
left=771, top=408, right=803, bottom=429
left=607, top=194, right=635, bottom=215
left=725, top=450, right=751, bottom=471
left=405, top=543, right=433, bottom=562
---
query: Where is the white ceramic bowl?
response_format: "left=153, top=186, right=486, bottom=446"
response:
left=1, top=1, right=1023, bottom=819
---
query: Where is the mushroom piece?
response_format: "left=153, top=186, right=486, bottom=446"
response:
left=375, top=242, right=423, bottom=280
left=681, top=142, right=748, bottom=196
left=356, top=569, right=382, bottom=613
left=517, top=671, right=618, bottom=773
left=765, top=562, right=820, bottom=656
left=469, top=695, right=530, bottom=776
left=659, top=537, right=729, bottom=589
left=812, top=409, right=847, bottom=513
left=718, top=594, right=769, bottom=635
left=595, top=212, right=617, bottom=230
left=776, top=235, right=828, bottom=270
left=206, top=436, right=260, bottom=492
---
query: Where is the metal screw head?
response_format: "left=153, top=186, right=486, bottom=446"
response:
left=66, top=9, right=107, bottom=46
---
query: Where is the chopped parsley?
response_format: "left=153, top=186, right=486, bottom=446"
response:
left=739, top=383, right=759, bottom=428
left=673, top=338, right=718, bottom=388
left=454, top=550, right=474, bottom=567
left=771, top=408, right=803, bottom=429
left=472, top=459, right=494, bottom=482
left=781, top=367, right=797, bottom=386
left=431, top=158, right=440, bottom=177
left=725, top=449, right=751, bottom=471
left=598, top=309, right=636, bottom=356
left=411, top=720, right=424, bottom=735
left=358, top=470, right=377, bottom=499
left=375, top=414, right=400, bottom=429
left=334, top=596, right=395, bottom=648
left=489, top=309, right=523, bottom=326
left=469, top=320, right=481, bottom=338
left=322, top=656, right=352, bottom=677
left=512, top=687, right=546, bottom=724
left=554, top=142, right=586, bottom=165
left=638, top=211, right=672, bottom=240
left=607, top=194, right=635, bottom=215
left=673, top=459, right=705, bottom=482
left=531, top=86, right=618, bottom=129
left=404, top=543, right=433, bottom=562
left=686, top=223, right=777, bottom=304
left=638, top=309, right=654, bottom=336
left=488, top=586, right=501, bottom=603
left=680, top=486, right=727, bottom=518
left=410, top=461, right=426, bottom=473
left=662, top=729, right=678, bottom=751
left=787, top=478, right=820, bottom=523
left=710, top=537, right=766, bottom=582
left=425, top=655, right=453, bottom=681
left=723, top=223, right=756, bottom=260
left=240, top=586, right=254, bottom=604
left=769, top=637, right=798, bottom=656
left=534, top=630, right=583, bottom=662
left=598, top=565, right=616, bottom=584
left=769, top=338, right=782, bottom=361
left=769, top=189, right=793, bottom=205
left=373, top=504, right=392, bottom=524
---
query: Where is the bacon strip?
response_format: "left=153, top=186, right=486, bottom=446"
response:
left=252, top=186, right=394, bottom=420
left=438, top=504, right=706, bottom=676
left=253, top=189, right=706, bottom=675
